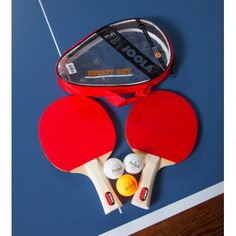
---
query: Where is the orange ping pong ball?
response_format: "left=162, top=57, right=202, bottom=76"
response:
left=116, top=174, right=138, bottom=197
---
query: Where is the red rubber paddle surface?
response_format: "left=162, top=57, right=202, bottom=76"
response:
left=126, top=91, right=198, bottom=163
left=38, top=96, right=116, bottom=172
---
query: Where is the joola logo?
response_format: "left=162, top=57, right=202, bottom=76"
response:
left=99, top=27, right=161, bottom=78
left=121, top=45, right=154, bottom=73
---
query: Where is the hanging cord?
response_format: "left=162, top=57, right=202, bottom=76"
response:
left=38, top=0, right=62, bottom=57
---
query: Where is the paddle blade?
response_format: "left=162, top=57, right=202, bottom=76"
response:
left=126, top=90, right=198, bottom=163
left=38, top=96, right=116, bottom=172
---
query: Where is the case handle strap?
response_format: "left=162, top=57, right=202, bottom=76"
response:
left=104, top=84, right=152, bottom=107
left=58, top=78, right=152, bottom=107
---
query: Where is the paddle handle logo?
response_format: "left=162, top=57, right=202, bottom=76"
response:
left=140, top=187, right=149, bottom=201
left=105, top=192, right=115, bottom=206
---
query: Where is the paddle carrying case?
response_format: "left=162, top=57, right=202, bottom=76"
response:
left=56, top=18, right=174, bottom=106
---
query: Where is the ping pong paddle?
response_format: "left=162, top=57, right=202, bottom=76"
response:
left=126, top=90, right=198, bottom=209
left=38, top=95, right=122, bottom=214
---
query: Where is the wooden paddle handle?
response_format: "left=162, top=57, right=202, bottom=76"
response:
left=84, top=159, right=122, bottom=214
left=131, top=154, right=160, bottom=209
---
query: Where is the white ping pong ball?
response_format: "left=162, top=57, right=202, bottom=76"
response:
left=123, top=153, right=144, bottom=174
left=103, top=158, right=124, bottom=180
